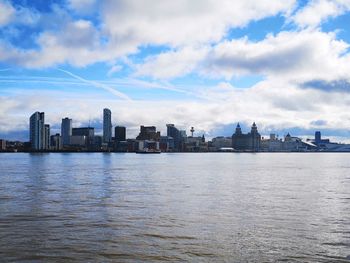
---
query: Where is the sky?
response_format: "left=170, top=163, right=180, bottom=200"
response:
left=1, top=0, right=350, bottom=141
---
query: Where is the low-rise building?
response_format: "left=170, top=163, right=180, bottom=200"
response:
left=211, top=136, right=232, bottom=150
left=260, top=134, right=283, bottom=152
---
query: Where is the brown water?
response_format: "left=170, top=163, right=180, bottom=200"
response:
left=0, top=153, right=350, bottom=262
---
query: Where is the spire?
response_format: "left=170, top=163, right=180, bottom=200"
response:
left=235, top=122, right=242, bottom=134
left=251, top=122, right=258, bottom=133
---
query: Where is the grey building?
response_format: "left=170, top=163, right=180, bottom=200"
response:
left=115, top=126, right=126, bottom=142
left=0, top=139, right=6, bottom=151
left=44, top=124, right=50, bottom=150
left=166, top=124, right=183, bottom=151
left=103, top=108, right=112, bottom=143
left=232, top=122, right=261, bottom=151
left=61, top=117, right=72, bottom=146
left=72, top=127, right=94, bottom=148
left=29, top=112, right=45, bottom=150
left=136, top=126, right=160, bottom=141
left=50, top=133, right=62, bottom=151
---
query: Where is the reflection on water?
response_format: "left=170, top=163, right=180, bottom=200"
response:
left=0, top=153, right=350, bottom=262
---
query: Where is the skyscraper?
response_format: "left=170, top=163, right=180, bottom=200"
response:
left=166, top=124, right=182, bottom=151
left=61, top=117, right=72, bottom=146
left=44, top=124, right=50, bottom=150
left=103, top=108, right=112, bottom=143
left=29, top=112, right=45, bottom=150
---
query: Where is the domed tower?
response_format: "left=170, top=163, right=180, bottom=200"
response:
left=251, top=122, right=258, bottom=134
left=235, top=123, right=242, bottom=135
left=250, top=122, right=261, bottom=152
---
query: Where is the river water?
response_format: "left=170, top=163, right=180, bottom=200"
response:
left=0, top=153, right=349, bottom=262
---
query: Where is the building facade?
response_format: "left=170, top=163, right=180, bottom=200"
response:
left=0, top=139, right=6, bottom=151
left=50, top=134, right=62, bottom=151
left=136, top=126, right=160, bottom=141
left=61, top=117, right=72, bottom=146
left=166, top=124, right=184, bottom=151
left=72, top=127, right=94, bottom=148
left=29, top=112, right=46, bottom=150
left=232, top=122, right=261, bottom=151
left=103, top=108, right=112, bottom=143
left=115, top=126, right=126, bottom=142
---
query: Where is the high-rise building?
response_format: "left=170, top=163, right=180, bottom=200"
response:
left=103, top=108, right=112, bottom=143
left=61, top=117, right=72, bottom=146
left=29, top=112, right=45, bottom=150
left=115, top=126, right=126, bottom=142
left=44, top=124, right=50, bottom=150
left=166, top=124, right=183, bottom=151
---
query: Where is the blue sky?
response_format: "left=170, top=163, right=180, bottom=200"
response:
left=1, top=0, right=350, bottom=141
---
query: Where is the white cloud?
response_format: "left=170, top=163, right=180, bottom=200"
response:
left=135, top=46, right=209, bottom=79
left=102, top=0, right=296, bottom=47
left=292, top=0, right=350, bottom=28
left=67, top=0, right=97, bottom=14
left=134, top=29, right=350, bottom=83
left=0, top=0, right=296, bottom=68
left=0, top=0, right=15, bottom=27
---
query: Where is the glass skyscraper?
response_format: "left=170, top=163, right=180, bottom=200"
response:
left=29, top=112, right=45, bottom=150
left=61, top=117, right=72, bottom=146
left=103, top=108, right=112, bottom=143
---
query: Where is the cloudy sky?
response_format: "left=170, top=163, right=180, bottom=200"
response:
left=1, top=0, right=350, bottom=141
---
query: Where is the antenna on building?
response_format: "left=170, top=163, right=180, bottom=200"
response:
left=190, top=127, right=195, bottom=137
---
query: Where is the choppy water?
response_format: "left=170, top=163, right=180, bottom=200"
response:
left=0, top=153, right=350, bottom=262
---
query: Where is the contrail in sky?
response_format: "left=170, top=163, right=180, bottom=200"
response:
left=57, top=68, right=132, bottom=101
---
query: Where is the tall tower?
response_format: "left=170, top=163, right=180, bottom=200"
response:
left=235, top=123, right=242, bottom=134
left=250, top=122, right=260, bottom=152
left=103, top=108, right=112, bottom=143
left=190, top=127, right=195, bottom=137
left=44, top=124, right=50, bottom=150
left=29, top=112, right=45, bottom=150
left=61, top=117, right=72, bottom=146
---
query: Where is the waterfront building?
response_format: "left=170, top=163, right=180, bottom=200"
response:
left=184, top=135, right=208, bottom=152
left=61, top=117, right=72, bottom=146
left=69, top=136, right=87, bottom=147
left=72, top=127, right=94, bottom=148
left=115, top=126, right=126, bottom=142
left=29, top=112, right=46, bottom=150
left=310, top=131, right=350, bottom=152
left=44, top=124, right=50, bottom=150
left=103, top=108, right=112, bottom=143
left=136, top=126, right=160, bottom=141
left=212, top=136, right=233, bottom=150
left=0, top=139, right=6, bottom=151
left=166, top=124, right=183, bottom=151
left=50, top=134, right=62, bottom=151
left=159, top=136, right=175, bottom=152
left=260, top=134, right=283, bottom=152
left=138, top=140, right=160, bottom=151
left=232, top=122, right=261, bottom=151
left=72, top=127, right=94, bottom=137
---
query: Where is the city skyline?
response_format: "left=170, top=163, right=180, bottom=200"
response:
left=5, top=109, right=345, bottom=152
left=1, top=1, right=350, bottom=142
